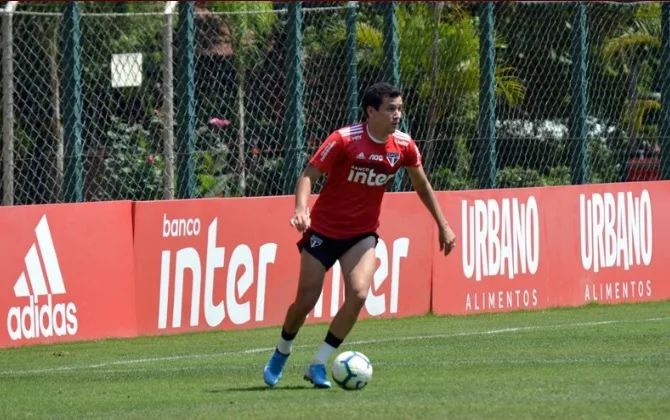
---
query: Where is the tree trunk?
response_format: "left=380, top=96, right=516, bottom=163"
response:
left=236, top=59, right=247, bottom=196
left=49, top=24, right=64, bottom=202
left=424, top=1, right=443, bottom=174
left=627, top=60, right=640, bottom=154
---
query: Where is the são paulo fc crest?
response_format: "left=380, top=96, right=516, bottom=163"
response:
left=310, top=235, right=323, bottom=248
left=386, top=152, right=400, bottom=167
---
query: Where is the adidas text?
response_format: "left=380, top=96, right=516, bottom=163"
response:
left=7, top=295, right=78, bottom=340
left=7, top=215, right=78, bottom=341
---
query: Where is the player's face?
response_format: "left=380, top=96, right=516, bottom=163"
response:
left=369, top=95, right=403, bottom=134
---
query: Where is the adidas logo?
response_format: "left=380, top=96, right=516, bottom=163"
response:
left=356, top=152, right=366, bottom=160
left=6, top=215, right=78, bottom=341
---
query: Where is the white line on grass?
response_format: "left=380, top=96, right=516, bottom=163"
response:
left=54, top=352, right=670, bottom=375
left=1, top=316, right=668, bottom=376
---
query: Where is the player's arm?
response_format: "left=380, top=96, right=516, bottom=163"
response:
left=290, top=164, right=322, bottom=233
left=404, top=140, right=456, bottom=255
left=406, top=166, right=448, bottom=226
left=290, top=132, right=342, bottom=233
left=293, top=164, right=323, bottom=216
left=406, top=165, right=456, bottom=255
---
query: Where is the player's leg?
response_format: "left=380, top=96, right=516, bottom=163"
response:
left=304, top=235, right=377, bottom=388
left=280, top=249, right=329, bottom=346
left=263, top=234, right=332, bottom=387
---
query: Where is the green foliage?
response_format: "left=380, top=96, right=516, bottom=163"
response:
left=194, top=124, right=284, bottom=198
left=8, top=1, right=659, bottom=205
left=589, top=137, right=621, bottom=184
left=208, top=2, right=276, bottom=35
left=195, top=151, right=285, bottom=198
left=429, top=134, right=622, bottom=191
left=246, top=155, right=285, bottom=197
left=93, top=116, right=164, bottom=201
left=429, top=168, right=476, bottom=191
left=206, top=1, right=277, bottom=64
left=196, top=148, right=236, bottom=198
left=496, top=167, right=544, bottom=189
left=601, top=2, right=661, bottom=146
left=196, top=2, right=278, bottom=198
left=603, top=3, right=660, bottom=63
left=496, top=166, right=574, bottom=189
left=325, top=3, right=482, bottom=122
left=542, top=166, right=572, bottom=186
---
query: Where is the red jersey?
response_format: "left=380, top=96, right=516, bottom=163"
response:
left=308, top=122, right=422, bottom=239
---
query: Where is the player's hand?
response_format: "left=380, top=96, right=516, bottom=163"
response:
left=290, top=207, right=311, bottom=233
left=439, top=223, right=456, bottom=256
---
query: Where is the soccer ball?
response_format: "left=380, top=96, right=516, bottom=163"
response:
left=331, top=351, right=373, bottom=390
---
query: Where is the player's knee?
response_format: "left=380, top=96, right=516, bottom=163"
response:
left=346, top=285, right=369, bottom=310
left=294, top=288, right=321, bottom=312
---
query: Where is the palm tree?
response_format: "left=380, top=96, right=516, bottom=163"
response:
left=603, top=3, right=660, bottom=146
left=424, top=1, right=444, bottom=173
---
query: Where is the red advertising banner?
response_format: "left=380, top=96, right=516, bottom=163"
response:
left=546, top=181, right=670, bottom=307
left=1, top=180, right=667, bottom=349
left=431, top=181, right=670, bottom=315
left=431, top=188, right=550, bottom=315
left=132, top=193, right=433, bottom=336
left=0, top=201, right=137, bottom=348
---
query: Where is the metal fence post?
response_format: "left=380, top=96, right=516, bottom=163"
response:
left=570, top=2, right=589, bottom=185
left=661, top=2, right=670, bottom=180
left=476, top=2, right=497, bottom=189
left=346, top=1, right=358, bottom=124
left=282, top=2, right=304, bottom=195
left=2, top=2, right=18, bottom=206
left=162, top=1, right=177, bottom=200
left=383, top=2, right=406, bottom=192
left=62, top=1, right=84, bottom=202
left=175, top=1, right=196, bottom=199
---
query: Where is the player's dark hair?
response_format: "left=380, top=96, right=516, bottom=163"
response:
left=361, top=82, right=402, bottom=118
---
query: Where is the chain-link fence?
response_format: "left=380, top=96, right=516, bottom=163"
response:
left=5, top=2, right=167, bottom=204
left=192, top=2, right=358, bottom=198
left=488, top=1, right=662, bottom=189
left=1, top=1, right=667, bottom=205
left=8, top=7, right=64, bottom=205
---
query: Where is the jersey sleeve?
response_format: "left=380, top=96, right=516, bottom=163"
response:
left=403, top=139, right=423, bottom=168
left=309, top=131, right=344, bottom=173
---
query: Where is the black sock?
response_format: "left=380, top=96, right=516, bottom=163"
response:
left=324, top=330, right=343, bottom=349
left=281, top=327, right=297, bottom=341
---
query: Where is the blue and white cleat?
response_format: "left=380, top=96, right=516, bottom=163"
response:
left=303, top=364, right=332, bottom=389
left=263, top=349, right=289, bottom=387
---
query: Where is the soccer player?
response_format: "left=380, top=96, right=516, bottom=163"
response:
left=263, top=82, right=456, bottom=388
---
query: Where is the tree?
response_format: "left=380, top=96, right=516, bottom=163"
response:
left=78, top=1, right=165, bottom=201
left=11, top=2, right=63, bottom=203
left=206, top=2, right=276, bottom=196
left=323, top=3, right=525, bottom=172
left=603, top=3, right=660, bottom=146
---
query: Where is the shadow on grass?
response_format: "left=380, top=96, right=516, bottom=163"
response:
left=206, top=384, right=317, bottom=392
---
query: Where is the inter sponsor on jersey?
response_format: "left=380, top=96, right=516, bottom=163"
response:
left=347, top=165, right=394, bottom=186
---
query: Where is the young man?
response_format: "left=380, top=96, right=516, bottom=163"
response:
left=263, top=82, right=456, bottom=389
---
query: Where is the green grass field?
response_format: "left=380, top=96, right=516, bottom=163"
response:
left=1, top=301, right=669, bottom=419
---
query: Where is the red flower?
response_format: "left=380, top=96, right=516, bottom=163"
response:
left=208, top=117, right=231, bottom=128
